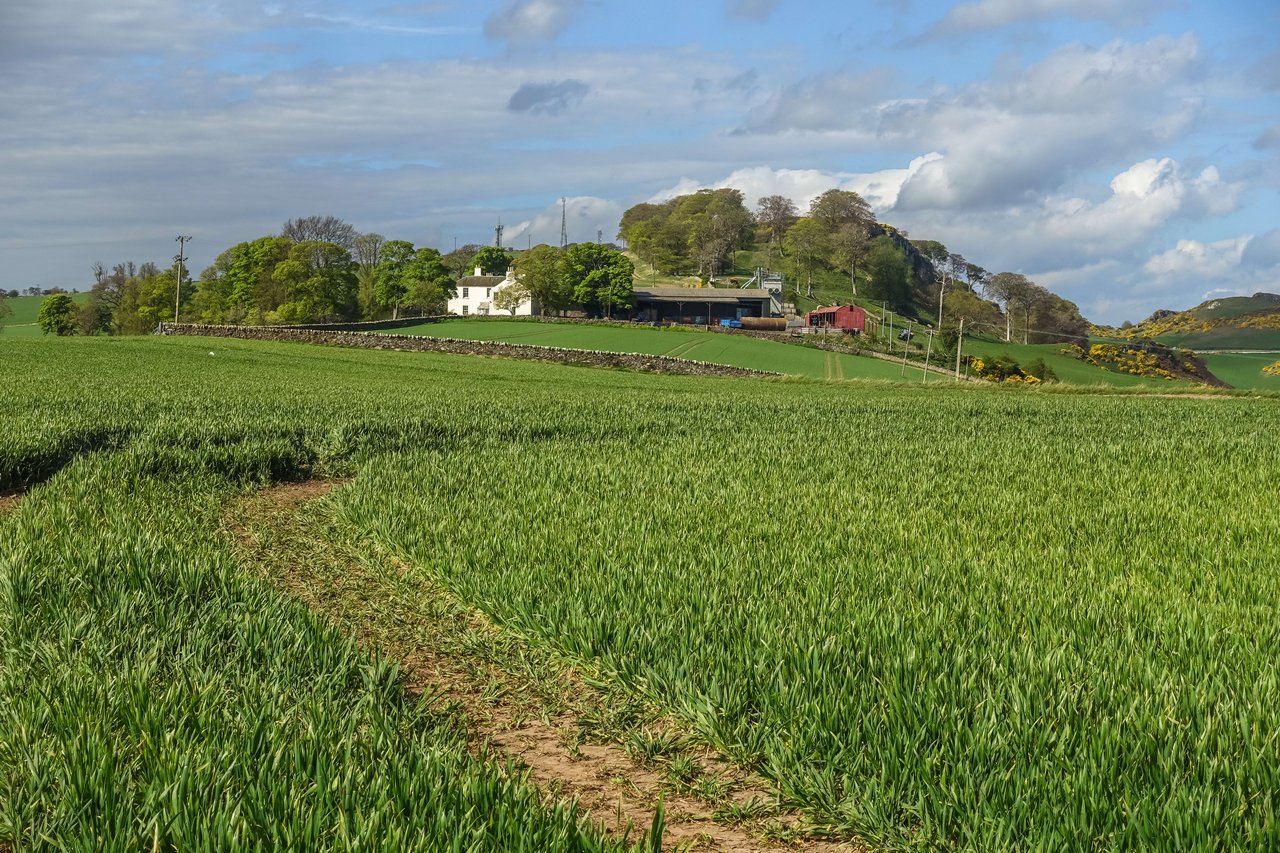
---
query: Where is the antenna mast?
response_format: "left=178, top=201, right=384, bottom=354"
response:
left=560, top=198, right=568, bottom=248
left=494, top=220, right=504, bottom=249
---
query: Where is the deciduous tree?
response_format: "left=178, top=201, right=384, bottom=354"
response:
left=471, top=246, right=514, bottom=276
left=38, top=293, right=79, bottom=335
left=514, top=244, right=570, bottom=315
left=562, top=243, right=633, bottom=318
left=281, top=215, right=357, bottom=249
left=864, top=236, right=911, bottom=309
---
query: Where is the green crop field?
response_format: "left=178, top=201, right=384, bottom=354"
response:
left=387, top=318, right=922, bottom=381
left=4, top=335, right=1279, bottom=851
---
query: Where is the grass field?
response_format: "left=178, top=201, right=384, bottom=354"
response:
left=4, top=335, right=1280, bottom=850
left=1201, top=352, right=1280, bottom=390
left=0, top=293, right=88, bottom=338
left=388, top=318, right=920, bottom=381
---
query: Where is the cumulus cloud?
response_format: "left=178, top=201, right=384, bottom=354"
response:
left=506, top=79, right=590, bottom=115
left=1037, top=159, right=1241, bottom=252
left=928, top=0, right=1154, bottom=35
left=483, top=0, right=583, bottom=44
left=726, top=0, right=783, bottom=21
left=738, top=35, right=1207, bottom=217
left=1144, top=236, right=1252, bottom=282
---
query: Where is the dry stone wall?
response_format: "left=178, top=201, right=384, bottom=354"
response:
left=160, top=324, right=777, bottom=379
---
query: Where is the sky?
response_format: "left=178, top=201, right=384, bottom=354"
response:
left=1, top=0, right=1277, bottom=323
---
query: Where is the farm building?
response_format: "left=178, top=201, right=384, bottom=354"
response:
left=448, top=268, right=538, bottom=317
left=631, top=287, right=775, bottom=326
left=805, top=304, right=866, bottom=333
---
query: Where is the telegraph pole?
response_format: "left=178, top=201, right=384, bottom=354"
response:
left=954, top=318, right=965, bottom=382
left=174, top=235, right=192, bottom=324
left=922, top=328, right=935, bottom=384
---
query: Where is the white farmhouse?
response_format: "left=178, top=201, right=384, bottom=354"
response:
left=448, top=267, right=538, bottom=316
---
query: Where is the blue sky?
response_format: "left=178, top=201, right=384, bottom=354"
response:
left=1, top=0, right=1277, bottom=323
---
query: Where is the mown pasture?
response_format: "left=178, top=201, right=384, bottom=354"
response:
left=3, top=335, right=1279, bottom=851
left=1201, top=352, right=1280, bottom=391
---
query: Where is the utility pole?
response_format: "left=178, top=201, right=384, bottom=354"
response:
left=922, top=328, right=934, bottom=384
left=954, top=318, right=965, bottom=382
left=174, top=235, right=192, bottom=324
left=900, top=322, right=910, bottom=377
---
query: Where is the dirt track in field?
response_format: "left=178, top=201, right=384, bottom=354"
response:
left=227, top=480, right=863, bottom=853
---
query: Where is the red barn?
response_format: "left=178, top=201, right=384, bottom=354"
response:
left=805, top=304, right=866, bottom=333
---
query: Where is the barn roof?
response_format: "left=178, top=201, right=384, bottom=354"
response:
left=631, top=287, right=772, bottom=303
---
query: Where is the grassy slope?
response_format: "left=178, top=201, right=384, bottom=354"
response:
left=1160, top=326, right=1280, bottom=350
left=0, top=293, right=88, bottom=338
left=389, top=318, right=916, bottom=381
left=1201, top=353, right=1280, bottom=390
left=4, top=337, right=1280, bottom=850
left=964, top=336, right=1179, bottom=387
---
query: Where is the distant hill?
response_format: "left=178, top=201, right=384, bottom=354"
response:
left=1125, top=292, right=1280, bottom=351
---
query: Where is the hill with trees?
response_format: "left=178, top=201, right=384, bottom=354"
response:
left=618, top=187, right=1090, bottom=347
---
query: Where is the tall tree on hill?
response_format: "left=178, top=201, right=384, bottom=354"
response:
left=986, top=272, right=1034, bottom=342
left=755, top=195, right=798, bottom=262
left=281, top=215, right=357, bottom=249
left=783, top=217, right=829, bottom=297
left=864, top=236, right=911, bottom=310
left=685, top=189, right=753, bottom=279
left=809, top=189, right=873, bottom=232
left=829, top=221, right=871, bottom=296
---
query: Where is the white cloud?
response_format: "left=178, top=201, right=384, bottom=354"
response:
left=743, top=34, right=1205, bottom=212
left=1038, top=159, right=1241, bottom=252
left=483, top=0, right=584, bottom=44
left=1144, top=236, right=1252, bottom=281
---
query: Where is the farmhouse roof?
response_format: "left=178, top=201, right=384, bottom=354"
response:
left=459, top=274, right=505, bottom=286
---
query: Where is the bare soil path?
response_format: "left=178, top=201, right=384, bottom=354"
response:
left=225, top=480, right=863, bottom=853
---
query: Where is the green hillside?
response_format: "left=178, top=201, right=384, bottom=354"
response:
left=1201, top=353, right=1280, bottom=391
left=1127, top=292, right=1280, bottom=350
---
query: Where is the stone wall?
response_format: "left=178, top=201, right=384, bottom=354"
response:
left=159, top=324, right=778, bottom=379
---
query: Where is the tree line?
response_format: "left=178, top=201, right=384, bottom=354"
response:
left=34, top=214, right=637, bottom=335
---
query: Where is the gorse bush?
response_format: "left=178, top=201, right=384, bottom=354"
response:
left=3, top=335, right=1279, bottom=851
